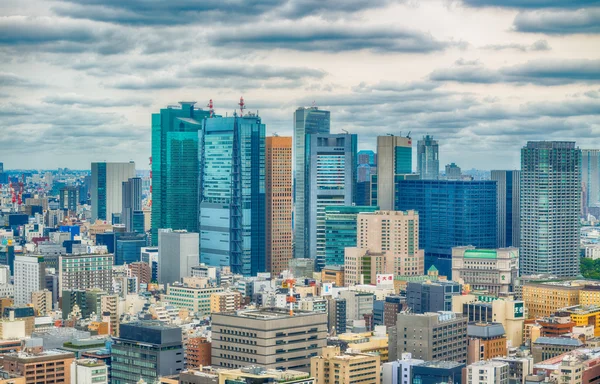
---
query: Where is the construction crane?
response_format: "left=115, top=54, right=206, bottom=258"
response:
left=406, top=131, right=412, bottom=139
left=238, top=96, right=246, bottom=117
left=207, top=99, right=214, bottom=118
left=341, top=129, right=348, bottom=134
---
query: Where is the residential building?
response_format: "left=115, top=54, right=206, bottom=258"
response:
left=411, top=361, right=465, bottom=384
left=406, top=280, right=462, bottom=314
left=491, top=356, right=533, bottom=384
left=13, top=255, right=46, bottom=305
left=91, top=162, right=135, bottom=222
left=520, top=141, right=581, bottom=276
left=186, top=337, right=211, bottom=369
left=199, top=114, right=266, bottom=276
left=311, top=346, right=380, bottom=384
left=265, top=136, right=293, bottom=276
left=324, top=205, right=378, bottom=267
left=58, top=254, right=113, bottom=297
left=121, top=177, right=142, bottom=233
left=128, top=262, right=151, bottom=288
left=395, top=179, right=497, bottom=277
left=417, top=135, right=439, bottom=180
left=141, top=247, right=158, bottom=282
left=294, top=106, right=330, bottom=260
left=70, top=358, right=108, bottom=384
left=532, top=348, right=600, bottom=384
left=376, top=135, right=413, bottom=210
left=467, top=322, right=507, bottom=364
left=390, top=311, right=468, bottom=363
left=218, top=367, right=314, bottom=384
left=466, top=360, right=509, bottom=384
left=31, top=290, right=52, bottom=316
left=3, top=350, right=75, bottom=384
left=327, top=297, right=347, bottom=335
left=209, top=291, right=242, bottom=313
left=491, top=170, right=520, bottom=248
left=211, top=308, right=327, bottom=371
left=452, top=247, right=519, bottom=295
left=151, top=102, right=211, bottom=244
left=158, top=230, right=199, bottom=284
left=581, top=149, right=600, bottom=215
left=531, top=337, right=583, bottom=363
left=162, top=282, right=223, bottom=316
left=305, top=133, right=357, bottom=270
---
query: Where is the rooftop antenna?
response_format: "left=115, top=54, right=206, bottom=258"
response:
left=273, top=132, right=279, bottom=137
left=207, top=99, right=214, bottom=118
left=238, top=96, right=246, bottom=117
left=387, top=133, right=394, bottom=136
left=406, top=131, right=412, bottom=139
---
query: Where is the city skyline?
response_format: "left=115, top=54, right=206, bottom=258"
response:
left=1, top=1, right=598, bottom=169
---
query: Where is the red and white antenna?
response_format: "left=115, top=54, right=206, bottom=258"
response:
left=207, top=99, right=214, bottom=118
left=238, top=96, right=245, bottom=117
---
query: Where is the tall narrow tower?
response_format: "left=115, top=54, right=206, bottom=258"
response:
left=376, top=135, right=412, bottom=211
left=417, top=135, right=439, bottom=180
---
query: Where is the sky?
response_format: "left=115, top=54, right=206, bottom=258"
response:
left=0, top=0, right=599, bottom=170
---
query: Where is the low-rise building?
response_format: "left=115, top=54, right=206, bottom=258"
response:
left=70, top=358, right=108, bottom=384
left=209, top=291, right=242, bottom=314
left=467, top=322, right=508, bottom=364
left=560, top=305, right=600, bottom=338
left=219, top=366, right=314, bottom=384
left=3, top=350, right=75, bottom=384
left=411, top=361, right=465, bottom=384
left=531, top=337, right=583, bottom=363
left=310, top=346, right=380, bottom=384
left=466, top=360, right=509, bottom=384
left=162, top=282, right=223, bottom=315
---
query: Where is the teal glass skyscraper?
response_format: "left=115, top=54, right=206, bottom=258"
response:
left=325, top=205, right=379, bottom=266
left=198, top=113, right=265, bottom=276
left=151, top=102, right=211, bottom=245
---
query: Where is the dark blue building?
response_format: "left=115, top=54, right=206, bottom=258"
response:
left=96, top=232, right=116, bottom=254
left=395, top=180, right=497, bottom=277
left=373, top=300, right=384, bottom=326
left=115, top=233, right=147, bottom=265
left=411, top=361, right=464, bottom=384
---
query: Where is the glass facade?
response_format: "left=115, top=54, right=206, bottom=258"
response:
left=395, top=180, right=497, bottom=278
left=417, top=135, right=439, bottom=180
left=324, top=205, right=379, bottom=266
left=199, top=115, right=265, bottom=275
left=115, top=234, right=147, bottom=265
left=97, top=163, right=107, bottom=220
left=581, top=149, right=600, bottom=214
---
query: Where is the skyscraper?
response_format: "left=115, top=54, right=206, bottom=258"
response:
left=59, top=186, right=80, bottom=211
left=151, top=102, right=211, bottom=244
left=376, top=135, right=413, bottom=210
left=306, top=133, right=357, bottom=271
left=121, top=177, right=142, bottom=233
left=265, top=136, right=293, bottom=276
left=158, top=230, right=199, bottom=284
left=581, top=149, right=600, bottom=215
left=199, top=114, right=265, bottom=276
left=293, top=107, right=330, bottom=259
left=520, top=141, right=581, bottom=276
left=417, top=135, right=439, bottom=180
left=445, top=163, right=462, bottom=180
left=91, top=162, right=135, bottom=222
left=491, top=170, right=520, bottom=248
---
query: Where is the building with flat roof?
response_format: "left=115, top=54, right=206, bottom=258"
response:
left=3, top=349, right=75, bottom=384
left=466, top=360, right=509, bottom=384
left=467, top=322, right=507, bottom=364
left=161, top=282, right=223, bottom=316
left=559, top=305, right=600, bottom=337
left=417, top=135, right=439, bottom=181
left=211, top=307, right=327, bottom=372
left=491, top=170, right=520, bottom=248
left=411, top=361, right=465, bottom=384
left=406, top=280, right=461, bottom=314
left=522, top=280, right=587, bottom=319
left=158, top=230, right=199, bottom=284
left=452, top=246, right=519, bottom=295
left=376, top=135, right=413, bottom=210
left=311, top=346, right=380, bottom=384
left=91, top=162, right=135, bottom=222
left=532, top=337, right=583, bottom=363
left=58, top=254, right=113, bottom=296
left=70, top=358, right=108, bottom=384
left=219, top=366, right=314, bottom=384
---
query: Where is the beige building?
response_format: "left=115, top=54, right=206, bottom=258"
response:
left=31, top=290, right=52, bottom=316
left=579, top=284, right=600, bottom=306
left=344, top=248, right=388, bottom=286
left=452, top=246, right=519, bottom=295
left=265, top=136, right=293, bottom=277
left=209, top=291, right=242, bottom=314
left=3, top=350, right=75, bottom=384
left=376, top=135, right=412, bottom=211
left=311, top=346, right=380, bottom=384
left=522, top=281, right=584, bottom=319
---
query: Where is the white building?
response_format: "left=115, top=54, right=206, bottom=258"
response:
left=70, top=358, right=108, bottom=384
left=583, top=244, right=600, bottom=260
left=452, top=246, right=519, bottom=295
left=13, top=255, right=46, bottom=305
left=382, top=353, right=424, bottom=384
left=91, top=161, right=136, bottom=222
left=158, top=230, right=199, bottom=284
left=467, top=360, right=509, bottom=384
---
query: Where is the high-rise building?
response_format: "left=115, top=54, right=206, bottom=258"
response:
left=58, top=254, right=113, bottom=297
left=406, top=280, right=462, bottom=314
left=91, top=162, right=135, bottom=222
left=417, top=135, right=439, bottom=180
left=491, top=170, right=520, bottom=248
left=13, top=256, right=46, bottom=305
left=305, top=134, right=357, bottom=271
left=158, top=230, right=199, bottom=284
left=151, top=102, right=211, bottom=244
left=520, top=141, right=581, bottom=276
left=376, top=135, right=412, bottom=210
left=582, top=149, right=600, bottom=215
left=311, top=346, right=380, bottom=384
left=324, top=205, right=379, bottom=267
left=395, top=180, right=497, bottom=277
left=199, top=114, right=265, bottom=276
left=452, top=247, right=519, bottom=296
left=111, top=322, right=183, bottom=383
left=265, top=136, right=293, bottom=276
left=121, top=177, right=142, bottom=233
left=59, top=186, right=80, bottom=212
left=294, top=107, right=330, bottom=260
left=357, top=150, right=377, bottom=183
left=445, top=162, right=462, bottom=180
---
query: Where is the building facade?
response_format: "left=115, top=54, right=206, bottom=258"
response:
left=520, top=141, right=581, bottom=276
left=377, top=135, right=413, bottom=210
left=466, top=360, right=509, bottom=384
left=3, top=350, right=75, bottom=384
left=91, top=162, right=135, bottom=222
left=582, top=149, right=600, bottom=215
left=158, top=230, right=199, bottom=284
left=311, top=346, right=380, bottom=384
left=417, top=135, right=439, bottom=180
left=491, top=170, right=520, bottom=248
left=121, top=177, right=142, bottom=233
left=452, top=247, right=519, bottom=295
left=58, top=254, right=114, bottom=297
left=13, top=255, right=46, bottom=306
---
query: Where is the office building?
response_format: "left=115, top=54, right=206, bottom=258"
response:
left=327, top=297, right=347, bottom=335
left=305, top=133, right=357, bottom=271
left=390, top=311, right=468, bottom=363
left=491, top=356, right=533, bottom=384
left=520, top=141, right=581, bottom=276
left=293, top=106, right=330, bottom=260
left=324, top=205, right=378, bottom=267
left=13, top=255, right=46, bottom=305
left=218, top=367, right=314, bottom=384
left=384, top=295, right=405, bottom=328
left=582, top=149, right=600, bottom=215
left=339, top=290, right=374, bottom=322
left=121, top=177, right=142, bottom=233
left=265, top=136, right=293, bottom=276
left=3, top=306, right=35, bottom=336
left=311, top=346, right=380, bottom=384
left=162, top=281, right=223, bottom=315
left=417, top=135, right=439, bottom=180
left=199, top=114, right=265, bottom=276
left=158, top=230, right=199, bottom=284
left=466, top=360, right=509, bottom=384
left=382, top=353, right=424, bottom=384
left=395, top=180, right=497, bottom=277
left=411, top=361, right=465, bottom=384
left=289, top=258, right=315, bottom=279
left=2, top=350, right=75, bottom=384
left=491, top=170, right=520, bottom=248
left=70, top=358, right=108, bottom=384
left=467, top=322, right=507, bottom=364
left=321, top=266, right=344, bottom=287
left=531, top=337, right=583, bottom=363
left=115, top=233, right=146, bottom=265
left=111, top=322, right=183, bottom=383
left=406, top=280, right=462, bottom=314
left=445, top=162, right=462, bottom=180
left=151, top=102, right=211, bottom=244
left=377, top=135, right=412, bottom=210
left=452, top=247, right=519, bottom=295
left=211, top=308, right=327, bottom=371
left=355, top=180, right=372, bottom=206
left=521, top=281, right=584, bottom=319
left=58, top=254, right=113, bottom=296
left=91, top=162, right=135, bottom=222
left=560, top=305, right=600, bottom=337
left=141, top=247, right=159, bottom=282
left=31, top=290, right=52, bottom=316
left=59, top=186, right=80, bottom=212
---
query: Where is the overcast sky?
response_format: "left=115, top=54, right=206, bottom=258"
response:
left=1, top=0, right=599, bottom=170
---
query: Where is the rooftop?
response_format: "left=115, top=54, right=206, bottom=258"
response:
left=534, top=337, right=583, bottom=347
left=417, top=361, right=464, bottom=369
left=215, top=307, right=322, bottom=320
left=75, top=358, right=105, bottom=367
left=221, top=366, right=311, bottom=381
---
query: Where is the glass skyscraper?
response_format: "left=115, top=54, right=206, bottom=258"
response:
left=151, top=102, right=211, bottom=245
left=581, top=149, right=600, bottom=216
left=395, top=180, right=497, bottom=277
left=520, top=141, right=581, bottom=277
left=417, top=135, right=439, bottom=180
left=293, top=107, right=330, bottom=259
left=306, top=133, right=357, bottom=271
left=91, top=162, right=135, bottom=222
left=198, top=114, right=265, bottom=276
left=491, top=170, right=520, bottom=248
left=376, top=135, right=413, bottom=210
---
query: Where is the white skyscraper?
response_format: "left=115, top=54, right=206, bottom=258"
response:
left=14, top=255, right=46, bottom=305
left=158, top=230, right=199, bottom=284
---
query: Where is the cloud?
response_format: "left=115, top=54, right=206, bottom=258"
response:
left=514, top=8, right=600, bottom=34
left=430, top=59, right=600, bottom=85
left=210, top=23, right=455, bottom=53
left=43, top=94, right=152, bottom=108
left=0, top=72, right=37, bottom=87
left=181, top=62, right=327, bottom=80
left=481, top=39, right=550, bottom=51
left=461, top=0, right=600, bottom=9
